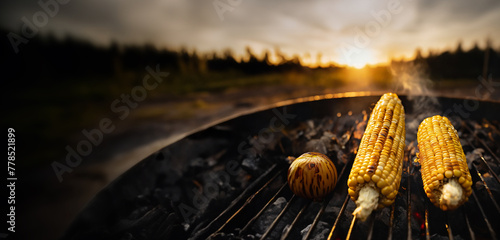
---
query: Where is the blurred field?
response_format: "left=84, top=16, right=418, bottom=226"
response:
left=7, top=66, right=396, bottom=167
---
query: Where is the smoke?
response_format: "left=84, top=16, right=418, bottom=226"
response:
left=391, top=61, right=440, bottom=136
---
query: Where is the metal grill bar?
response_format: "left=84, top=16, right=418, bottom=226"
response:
left=479, top=153, right=500, bottom=184
left=239, top=182, right=288, bottom=235
left=327, top=194, right=350, bottom=240
left=191, top=164, right=278, bottom=240
left=387, top=204, right=395, bottom=240
left=462, top=121, right=500, bottom=165
left=259, top=195, right=297, bottom=240
left=446, top=223, right=454, bottom=240
left=425, top=208, right=430, bottom=240
left=366, top=212, right=376, bottom=240
left=303, top=198, right=328, bottom=240
left=470, top=190, right=497, bottom=239
left=445, top=213, right=454, bottom=240
left=483, top=119, right=500, bottom=136
left=209, top=169, right=283, bottom=238
left=278, top=199, right=310, bottom=240
left=464, top=209, right=476, bottom=240
left=346, top=215, right=357, bottom=240
left=471, top=164, right=500, bottom=214
left=406, top=152, right=412, bottom=240
left=465, top=134, right=500, bottom=185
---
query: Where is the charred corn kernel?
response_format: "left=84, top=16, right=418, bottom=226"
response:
left=347, top=93, right=405, bottom=221
left=287, top=152, right=338, bottom=201
left=417, top=115, right=472, bottom=211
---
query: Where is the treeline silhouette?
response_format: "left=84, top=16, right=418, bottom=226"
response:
left=2, top=28, right=499, bottom=91
left=1, top=29, right=307, bottom=90
left=394, top=40, right=499, bottom=80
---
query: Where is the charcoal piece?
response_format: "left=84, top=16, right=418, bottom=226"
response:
left=119, top=232, right=134, bottom=240
left=300, top=221, right=330, bottom=240
left=190, top=157, right=207, bottom=168
left=321, top=131, right=336, bottom=151
left=305, top=139, right=327, bottom=154
left=391, top=206, right=408, bottom=239
left=324, top=206, right=340, bottom=223
left=242, top=157, right=261, bottom=172
left=304, top=120, right=319, bottom=139
left=251, top=197, right=287, bottom=234
left=429, top=234, right=464, bottom=240
left=336, top=150, right=348, bottom=165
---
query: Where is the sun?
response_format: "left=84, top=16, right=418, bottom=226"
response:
left=340, top=49, right=379, bottom=69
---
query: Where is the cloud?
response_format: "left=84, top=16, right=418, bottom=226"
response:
left=1, top=0, right=499, bottom=62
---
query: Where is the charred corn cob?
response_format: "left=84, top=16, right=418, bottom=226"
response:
left=417, top=115, right=472, bottom=211
left=347, top=93, right=406, bottom=221
left=288, top=152, right=338, bottom=201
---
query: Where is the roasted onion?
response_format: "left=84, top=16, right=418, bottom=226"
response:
left=287, top=152, right=338, bottom=201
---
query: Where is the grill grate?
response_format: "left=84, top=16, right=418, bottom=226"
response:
left=189, top=115, right=500, bottom=240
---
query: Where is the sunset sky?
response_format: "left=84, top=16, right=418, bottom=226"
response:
left=2, top=0, right=499, bottom=68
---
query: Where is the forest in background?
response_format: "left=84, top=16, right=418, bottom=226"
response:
left=1, top=28, right=499, bottom=166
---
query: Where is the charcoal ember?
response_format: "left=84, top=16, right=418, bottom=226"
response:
left=324, top=206, right=340, bottom=223
left=304, top=120, right=319, bottom=139
left=208, top=232, right=245, bottom=240
left=352, top=112, right=368, bottom=140
left=336, top=150, right=349, bottom=165
left=484, top=175, right=500, bottom=193
left=243, top=234, right=257, bottom=239
left=381, top=206, right=408, bottom=239
left=119, top=232, right=134, bottom=240
left=136, top=188, right=152, bottom=205
left=338, top=130, right=352, bottom=149
left=251, top=197, right=287, bottom=234
left=430, top=234, right=466, bottom=240
left=410, top=155, right=420, bottom=169
left=128, top=206, right=151, bottom=220
left=324, top=200, right=357, bottom=236
left=247, top=131, right=284, bottom=156
left=377, top=207, right=392, bottom=226
left=200, top=170, right=234, bottom=191
left=292, top=135, right=309, bottom=155
left=305, top=139, right=328, bottom=154
left=321, top=131, right=336, bottom=151
left=112, top=205, right=186, bottom=239
left=300, top=221, right=330, bottom=240
left=242, top=157, right=262, bottom=172
left=190, top=157, right=207, bottom=168
left=302, top=130, right=338, bottom=154
left=406, top=141, right=418, bottom=156
left=317, top=118, right=335, bottom=132
left=283, top=122, right=308, bottom=141
left=164, top=185, right=183, bottom=202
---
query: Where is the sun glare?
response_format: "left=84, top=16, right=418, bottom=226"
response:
left=339, top=49, right=380, bottom=69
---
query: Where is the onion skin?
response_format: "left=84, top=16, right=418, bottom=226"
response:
left=287, top=152, right=338, bottom=201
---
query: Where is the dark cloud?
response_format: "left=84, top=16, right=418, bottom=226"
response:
left=2, top=0, right=499, bottom=63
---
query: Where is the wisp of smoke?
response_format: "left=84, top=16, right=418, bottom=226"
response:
left=391, top=61, right=440, bottom=135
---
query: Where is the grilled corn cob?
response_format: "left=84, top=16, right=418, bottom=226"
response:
left=288, top=152, right=338, bottom=201
left=417, top=115, right=472, bottom=211
left=347, top=93, right=406, bottom=221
